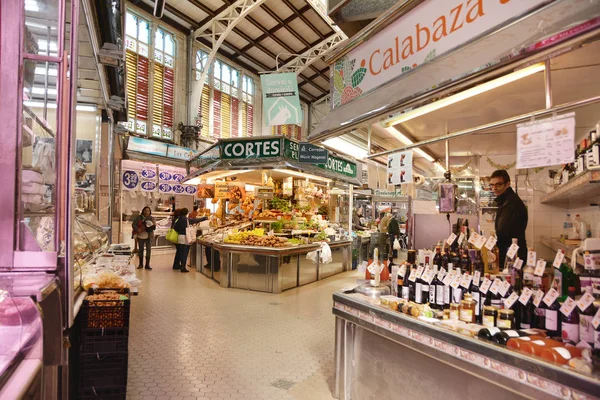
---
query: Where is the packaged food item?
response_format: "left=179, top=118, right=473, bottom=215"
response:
left=540, top=346, right=588, bottom=365
left=518, top=339, right=564, bottom=356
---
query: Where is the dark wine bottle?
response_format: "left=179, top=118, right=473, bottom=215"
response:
left=478, top=327, right=502, bottom=341
left=469, top=276, right=482, bottom=324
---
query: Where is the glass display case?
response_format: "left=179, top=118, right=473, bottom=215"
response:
left=73, top=213, right=109, bottom=290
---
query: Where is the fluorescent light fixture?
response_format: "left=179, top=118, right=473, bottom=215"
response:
left=384, top=63, right=545, bottom=127
left=385, top=126, right=435, bottom=162
left=23, top=101, right=97, bottom=112
left=35, top=67, right=58, bottom=76
left=322, top=137, right=367, bottom=159
left=273, top=169, right=332, bottom=183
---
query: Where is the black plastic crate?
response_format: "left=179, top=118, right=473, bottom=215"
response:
left=79, top=352, right=128, bottom=389
left=80, top=328, right=129, bottom=355
left=78, top=385, right=127, bottom=400
left=81, top=289, right=131, bottom=329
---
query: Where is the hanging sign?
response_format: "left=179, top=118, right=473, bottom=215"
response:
left=158, top=165, right=196, bottom=195
left=261, top=72, right=302, bottom=126
left=299, top=142, right=328, bottom=164
left=140, top=163, right=158, bottom=192
left=255, top=186, right=274, bottom=199
left=516, top=112, right=575, bottom=169
left=330, top=0, right=548, bottom=108
left=215, top=183, right=230, bottom=199
left=121, top=160, right=142, bottom=191
left=387, top=151, right=413, bottom=185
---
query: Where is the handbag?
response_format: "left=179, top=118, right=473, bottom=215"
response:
left=166, top=218, right=179, bottom=244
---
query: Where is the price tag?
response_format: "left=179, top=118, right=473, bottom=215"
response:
left=446, top=233, right=457, bottom=246
left=592, top=308, right=600, bottom=330
left=438, top=267, right=447, bottom=280
left=425, top=270, right=435, bottom=285
left=507, top=243, right=519, bottom=259
left=504, top=292, right=519, bottom=309
left=577, top=292, right=595, bottom=311
left=513, top=258, right=524, bottom=270
left=358, top=261, right=368, bottom=273
left=480, top=277, right=492, bottom=294
left=398, top=265, right=407, bottom=279
left=442, top=271, right=454, bottom=286
left=408, top=269, right=417, bottom=282
left=460, top=274, right=473, bottom=289
left=584, top=253, right=594, bottom=270
left=499, top=280, right=511, bottom=297
left=489, top=278, right=502, bottom=295
left=457, top=233, right=465, bottom=245
left=543, top=288, right=559, bottom=307
left=519, top=287, right=533, bottom=306
left=468, top=232, right=479, bottom=246
left=527, top=251, right=537, bottom=267
left=533, top=290, right=544, bottom=307
left=416, top=266, right=424, bottom=279
left=553, top=251, right=565, bottom=268
left=484, top=236, right=497, bottom=251
left=473, top=270, right=481, bottom=286
left=450, top=273, right=462, bottom=289
left=560, top=297, right=577, bottom=317
left=475, top=235, right=487, bottom=249
left=534, top=259, right=546, bottom=277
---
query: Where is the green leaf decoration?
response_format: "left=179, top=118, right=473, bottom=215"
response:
left=333, top=70, right=344, bottom=93
left=351, top=67, right=367, bottom=87
left=424, top=48, right=436, bottom=63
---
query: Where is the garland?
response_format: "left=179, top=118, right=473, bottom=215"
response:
left=449, top=158, right=473, bottom=174
left=486, top=157, right=516, bottom=171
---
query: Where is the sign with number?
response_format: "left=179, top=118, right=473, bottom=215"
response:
left=159, top=183, right=172, bottom=193
left=122, top=170, right=139, bottom=190
left=173, top=185, right=185, bottom=194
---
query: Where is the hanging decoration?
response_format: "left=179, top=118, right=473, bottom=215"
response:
left=532, top=167, right=546, bottom=174
left=486, top=157, right=516, bottom=171
left=449, top=158, right=473, bottom=174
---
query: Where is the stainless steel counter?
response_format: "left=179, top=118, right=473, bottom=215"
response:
left=196, top=240, right=352, bottom=293
left=333, top=291, right=600, bottom=400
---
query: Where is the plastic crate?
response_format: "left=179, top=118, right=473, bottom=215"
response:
left=78, top=385, right=126, bottom=400
left=79, top=352, right=128, bottom=390
left=81, top=289, right=131, bottom=329
left=80, top=328, right=129, bottom=355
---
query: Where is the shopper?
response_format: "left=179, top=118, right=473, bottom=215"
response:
left=172, top=208, right=207, bottom=273
left=379, top=212, right=392, bottom=233
left=490, top=169, right=528, bottom=268
left=352, top=208, right=366, bottom=230
left=387, top=214, right=401, bottom=259
left=132, top=206, right=156, bottom=270
left=189, top=206, right=199, bottom=219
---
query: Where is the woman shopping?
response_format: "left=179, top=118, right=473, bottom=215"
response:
left=171, top=208, right=207, bottom=273
left=132, top=206, right=156, bottom=270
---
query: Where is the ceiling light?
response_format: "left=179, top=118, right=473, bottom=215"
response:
left=383, top=63, right=546, bottom=127
left=385, top=126, right=435, bottom=162
left=273, top=169, right=332, bottom=183
left=322, top=137, right=367, bottom=159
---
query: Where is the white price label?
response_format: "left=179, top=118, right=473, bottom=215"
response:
left=513, top=258, right=524, bottom=270
left=398, top=265, right=407, bottom=278
left=480, top=277, right=492, bottom=294
left=489, top=278, right=502, bottom=295
left=442, top=271, right=454, bottom=286
left=461, top=274, right=473, bottom=289
left=468, top=232, right=479, bottom=246
left=534, top=259, right=546, bottom=277
left=446, top=233, right=457, bottom=246
left=543, top=288, right=559, bottom=307
left=473, top=270, right=481, bottom=286
left=577, top=292, right=595, bottom=311
left=519, top=287, right=533, bottom=306
left=499, top=280, right=511, bottom=297
left=553, top=251, right=565, bottom=268
left=416, top=266, right=425, bottom=279
left=426, top=270, right=436, bottom=285
left=450, top=273, right=462, bottom=289
left=527, top=251, right=537, bottom=267
left=438, top=267, right=447, bottom=280
left=533, top=290, right=544, bottom=307
left=507, top=243, right=519, bottom=259
left=592, top=308, right=600, bottom=330
left=358, top=261, right=368, bottom=273
left=484, top=236, right=497, bottom=251
left=408, top=269, right=417, bottom=282
left=560, top=297, right=577, bottom=317
left=457, top=233, right=465, bottom=245
left=504, top=292, right=519, bottom=309
left=475, top=235, right=487, bottom=249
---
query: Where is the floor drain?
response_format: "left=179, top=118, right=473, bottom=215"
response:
left=271, top=379, right=295, bottom=390
left=268, top=302, right=282, bottom=306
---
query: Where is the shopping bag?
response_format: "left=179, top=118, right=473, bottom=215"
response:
left=166, top=218, right=179, bottom=243
left=393, top=238, right=401, bottom=250
left=186, top=225, right=197, bottom=244
left=320, top=242, right=332, bottom=264
left=307, top=250, right=319, bottom=264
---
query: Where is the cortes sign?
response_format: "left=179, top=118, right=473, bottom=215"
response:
left=331, top=0, right=547, bottom=108
left=221, top=139, right=281, bottom=159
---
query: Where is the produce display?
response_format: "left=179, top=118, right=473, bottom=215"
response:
left=224, top=228, right=265, bottom=244
left=239, top=235, right=290, bottom=247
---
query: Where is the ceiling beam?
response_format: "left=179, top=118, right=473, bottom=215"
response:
left=135, top=1, right=189, bottom=33
left=164, top=4, right=199, bottom=29
left=281, top=0, right=325, bottom=40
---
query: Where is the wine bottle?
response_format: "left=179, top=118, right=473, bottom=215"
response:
left=429, top=265, right=439, bottom=309
left=544, top=296, right=562, bottom=338
left=421, top=267, right=430, bottom=306
left=433, top=246, right=442, bottom=268
left=561, top=287, right=580, bottom=345
left=579, top=299, right=597, bottom=347
left=469, top=275, right=482, bottom=324
left=478, top=327, right=502, bottom=341
left=435, top=267, right=446, bottom=310
left=415, top=266, right=424, bottom=305
left=452, top=267, right=463, bottom=303
left=493, top=329, right=541, bottom=345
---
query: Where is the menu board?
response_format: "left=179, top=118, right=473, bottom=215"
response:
left=387, top=150, right=413, bottom=185
left=516, top=113, right=575, bottom=169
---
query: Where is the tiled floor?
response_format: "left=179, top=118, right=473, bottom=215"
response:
left=127, top=252, right=360, bottom=400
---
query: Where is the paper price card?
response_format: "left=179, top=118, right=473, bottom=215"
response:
left=473, top=270, right=481, bottom=285
left=480, top=278, right=492, bottom=294
left=475, top=235, right=487, bottom=250
left=484, top=236, right=498, bottom=251
left=446, top=233, right=457, bottom=246
left=577, top=292, right=595, bottom=311
left=408, top=269, right=417, bottom=282
left=543, top=288, right=559, bottom=307
left=425, top=270, right=436, bottom=285
left=499, top=281, right=511, bottom=297
left=560, top=297, right=577, bottom=317
left=468, top=232, right=479, bottom=246
left=489, top=278, right=502, bottom=295
left=460, top=274, right=473, bottom=289
left=438, top=267, right=447, bottom=280
left=398, top=265, right=407, bottom=279
left=534, top=259, right=546, bottom=277
left=416, top=266, right=425, bottom=279
left=592, top=308, right=600, bottom=330
left=533, top=290, right=544, bottom=308
left=584, top=253, right=595, bottom=270
left=527, top=251, right=537, bottom=267
left=442, top=271, right=454, bottom=286
left=513, top=258, right=524, bottom=271
left=553, top=250, right=565, bottom=268
left=504, top=292, right=519, bottom=309
left=457, top=233, right=465, bottom=245
left=519, top=287, right=533, bottom=306
left=507, top=243, right=519, bottom=259
left=450, top=273, right=462, bottom=289
left=358, top=261, right=368, bottom=273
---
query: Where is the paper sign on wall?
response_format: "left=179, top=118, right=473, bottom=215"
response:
left=516, top=113, right=575, bottom=169
left=122, top=160, right=157, bottom=192
left=387, top=151, right=413, bottom=185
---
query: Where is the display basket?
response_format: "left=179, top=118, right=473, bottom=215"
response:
left=80, top=327, right=129, bottom=355
left=81, top=288, right=131, bottom=329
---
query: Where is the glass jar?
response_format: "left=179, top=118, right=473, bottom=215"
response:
left=449, top=303, right=460, bottom=320
left=460, top=294, right=476, bottom=323
left=483, top=306, right=498, bottom=328
left=497, top=309, right=515, bottom=330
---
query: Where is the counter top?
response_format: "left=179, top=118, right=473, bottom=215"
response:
left=333, top=291, right=600, bottom=400
left=198, top=239, right=351, bottom=255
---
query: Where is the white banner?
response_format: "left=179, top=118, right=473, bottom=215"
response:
left=387, top=151, right=413, bottom=185
left=516, top=113, right=575, bottom=169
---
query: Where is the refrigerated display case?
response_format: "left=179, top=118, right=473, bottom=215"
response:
left=73, top=214, right=110, bottom=291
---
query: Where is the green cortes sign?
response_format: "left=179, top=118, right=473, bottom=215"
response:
left=284, top=139, right=357, bottom=178
left=221, top=138, right=282, bottom=159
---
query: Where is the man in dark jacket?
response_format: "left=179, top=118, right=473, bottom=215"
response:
left=491, top=170, right=528, bottom=269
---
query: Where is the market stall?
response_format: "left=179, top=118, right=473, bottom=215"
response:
left=184, top=136, right=360, bottom=293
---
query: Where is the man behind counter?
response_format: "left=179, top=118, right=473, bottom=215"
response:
left=490, top=169, right=528, bottom=269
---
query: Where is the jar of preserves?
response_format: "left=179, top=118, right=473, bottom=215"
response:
left=497, top=309, right=515, bottom=330
left=449, top=303, right=460, bottom=320
left=483, top=306, right=497, bottom=328
left=460, top=294, right=476, bottom=323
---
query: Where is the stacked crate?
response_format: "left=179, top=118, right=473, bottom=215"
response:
left=78, top=289, right=131, bottom=400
